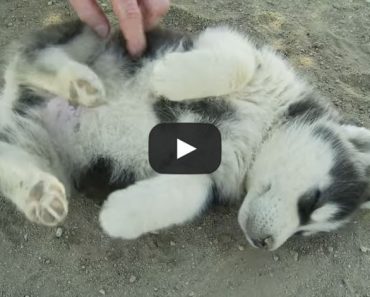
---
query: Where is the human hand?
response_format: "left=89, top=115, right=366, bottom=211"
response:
left=69, top=0, right=170, bottom=57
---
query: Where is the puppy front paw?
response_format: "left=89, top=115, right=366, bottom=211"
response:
left=151, top=53, right=189, bottom=101
left=151, top=50, right=254, bottom=101
left=99, top=192, right=145, bottom=240
left=58, top=63, right=107, bottom=107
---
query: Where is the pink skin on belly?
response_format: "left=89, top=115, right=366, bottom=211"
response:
left=42, top=97, right=84, bottom=135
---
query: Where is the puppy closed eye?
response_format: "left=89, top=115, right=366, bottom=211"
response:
left=298, top=189, right=322, bottom=225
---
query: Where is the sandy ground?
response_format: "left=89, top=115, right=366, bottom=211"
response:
left=1, top=0, right=370, bottom=296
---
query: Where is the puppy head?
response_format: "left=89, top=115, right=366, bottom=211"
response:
left=238, top=122, right=370, bottom=251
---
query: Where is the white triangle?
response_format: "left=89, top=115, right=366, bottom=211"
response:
left=177, top=139, right=197, bottom=159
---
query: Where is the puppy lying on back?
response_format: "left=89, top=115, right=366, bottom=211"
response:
left=0, top=20, right=369, bottom=250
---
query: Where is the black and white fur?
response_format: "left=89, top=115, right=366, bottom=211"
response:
left=1, top=20, right=369, bottom=251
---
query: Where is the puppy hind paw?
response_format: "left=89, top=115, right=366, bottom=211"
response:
left=25, top=178, right=68, bottom=226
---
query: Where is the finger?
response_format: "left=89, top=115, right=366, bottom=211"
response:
left=141, top=0, right=170, bottom=30
left=69, top=0, right=110, bottom=37
left=112, top=0, right=146, bottom=57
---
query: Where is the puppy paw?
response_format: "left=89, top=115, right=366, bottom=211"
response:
left=59, top=63, right=107, bottom=107
left=151, top=50, right=253, bottom=101
left=151, top=52, right=197, bottom=101
left=99, top=192, right=144, bottom=240
left=25, top=177, right=68, bottom=226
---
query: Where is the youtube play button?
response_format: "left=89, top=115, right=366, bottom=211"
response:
left=149, top=123, right=221, bottom=174
left=177, top=139, right=197, bottom=159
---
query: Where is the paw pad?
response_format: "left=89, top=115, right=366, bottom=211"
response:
left=26, top=179, right=68, bottom=227
left=59, top=63, right=107, bottom=108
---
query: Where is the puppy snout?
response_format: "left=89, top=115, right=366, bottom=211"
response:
left=240, top=215, right=275, bottom=250
left=251, top=236, right=274, bottom=250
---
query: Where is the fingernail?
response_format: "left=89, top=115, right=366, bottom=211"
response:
left=128, top=40, right=146, bottom=58
left=94, top=25, right=109, bottom=38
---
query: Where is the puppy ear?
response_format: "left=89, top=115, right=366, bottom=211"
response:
left=341, top=125, right=370, bottom=154
left=341, top=125, right=370, bottom=209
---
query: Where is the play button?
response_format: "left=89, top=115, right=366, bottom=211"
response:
left=177, top=139, right=197, bottom=159
left=149, top=123, right=221, bottom=174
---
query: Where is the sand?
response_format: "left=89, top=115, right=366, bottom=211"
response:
left=0, top=0, right=370, bottom=296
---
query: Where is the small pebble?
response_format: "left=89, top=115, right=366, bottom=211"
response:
left=7, top=22, right=13, bottom=27
left=55, top=227, right=63, bottom=238
left=24, top=234, right=28, bottom=241
left=170, top=241, right=176, bottom=246
left=238, top=245, right=245, bottom=251
left=327, top=246, right=334, bottom=253
left=273, top=255, right=280, bottom=262
left=129, top=275, right=137, bottom=283
left=99, top=289, right=106, bottom=295
left=360, top=246, right=370, bottom=253
left=48, top=1, right=53, bottom=5
left=189, top=292, right=195, bottom=297
left=154, top=288, right=158, bottom=292
left=292, top=252, right=299, bottom=261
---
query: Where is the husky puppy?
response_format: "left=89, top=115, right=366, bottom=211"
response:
left=0, top=20, right=369, bottom=250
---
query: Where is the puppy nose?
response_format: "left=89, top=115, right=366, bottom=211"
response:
left=252, top=236, right=274, bottom=250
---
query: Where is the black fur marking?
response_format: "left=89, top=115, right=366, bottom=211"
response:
left=349, top=137, right=370, bottom=153
left=365, top=166, right=370, bottom=178
left=109, top=28, right=193, bottom=75
left=107, top=31, right=143, bottom=75
left=153, top=98, right=235, bottom=126
left=298, top=189, right=321, bottom=225
left=210, top=184, right=225, bottom=205
left=0, top=126, right=15, bottom=144
left=144, top=29, right=193, bottom=59
left=287, top=94, right=327, bottom=124
left=153, top=98, right=178, bottom=122
left=76, top=157, right=136, bottom=204
left=365, top=185, right=370, bottom=202
left=198, top=184, right=219, bottom=211
left=0, top=132, right=11, bottom=144
left=312, top=126, right=368, bottom=221
left=13, top=86, right=46, bottom=116
left=23, top=20, right=84, bottom=59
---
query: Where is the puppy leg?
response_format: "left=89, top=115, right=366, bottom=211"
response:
left=151, top=27, right=258, bottom=101
left=0, top=142, right=68, bottom=226
left=99, top=175, right=212, bottom=239
left=10, top=47, right=106, bottom=107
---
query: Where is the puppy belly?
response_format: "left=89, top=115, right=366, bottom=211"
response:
left=40, top=97, right=87, bottom=159
left=42, top=97, right=82, bottom=133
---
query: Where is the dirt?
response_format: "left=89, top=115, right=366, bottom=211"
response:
left=1, top=0, right=370, bottom=297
